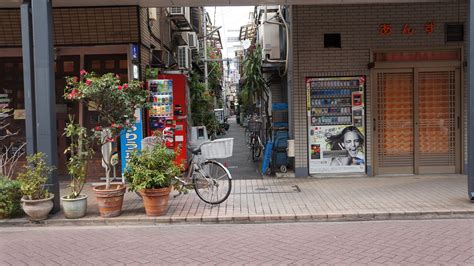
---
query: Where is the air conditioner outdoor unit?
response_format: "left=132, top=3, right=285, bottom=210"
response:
left=151, top=49, right=172, bottom=68
left=177, top=45, right=192, bottom=69
left=167, top=7, right=191, bottom=29
left=168, top=7, right=185, bottom=16
left=187, top=32, right=198, bottom=49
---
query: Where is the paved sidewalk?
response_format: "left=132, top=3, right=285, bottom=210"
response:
left=1, top=174, right=473, bottom=226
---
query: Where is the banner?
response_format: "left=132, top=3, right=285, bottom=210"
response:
left=120, top=108, right=143, bottom=173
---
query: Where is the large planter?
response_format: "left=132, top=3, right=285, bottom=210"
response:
left=21, top=194, right=54, bottom=221
left=61, top=194, right=88, bottom=219
left=93, top=184, right=126, bottom=218
left=140, top=187, right=171, bottom=216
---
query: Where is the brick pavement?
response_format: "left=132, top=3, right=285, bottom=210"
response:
left=1, top=174, right=473, bottom=226
left=0, top=219, right=473, bottom=264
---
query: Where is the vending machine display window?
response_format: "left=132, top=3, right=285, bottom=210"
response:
left=307, top=76, right=366, bottom=174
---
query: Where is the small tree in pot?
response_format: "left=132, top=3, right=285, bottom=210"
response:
left=17, top=153, right=55, bottom=221
left=61, top=116, right=95, bottom=219
left=125, top=142, right=181, bottom=216
left=64, top=71, right=148, bottom=217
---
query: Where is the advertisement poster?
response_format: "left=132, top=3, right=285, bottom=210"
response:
left=307, top=76, right=366, bottom=174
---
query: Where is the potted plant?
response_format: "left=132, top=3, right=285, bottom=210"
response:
left=0, top=176, right=22, bottom=219
left=61, top=117, right=95, bottom=219
left=124, top=142, right=181, bottom=216
left=17, top=153, right=55, bottom=221
left=64, top=70, right=148, bottom=217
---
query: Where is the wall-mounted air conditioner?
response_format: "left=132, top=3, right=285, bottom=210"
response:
left=187, top=32, right=198, bottom=49
left=177, top=45, right=192, bottom=69
left=167, top=7, right=191, bottom=30
left=151, top=49, right=172, bottom=68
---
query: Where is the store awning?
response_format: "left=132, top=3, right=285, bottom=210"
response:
left=1, top=0, right=446, bottom=8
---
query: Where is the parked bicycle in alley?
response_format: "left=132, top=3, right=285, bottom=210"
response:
left=245, top=116, right=264, bottom=162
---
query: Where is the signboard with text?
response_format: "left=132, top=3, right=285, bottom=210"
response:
left=120, top=108, right=143, bottom=173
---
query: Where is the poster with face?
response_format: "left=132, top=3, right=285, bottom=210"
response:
left=307, top=76, right=366, bottom=174
left=309, top=125, right=365, bottom=173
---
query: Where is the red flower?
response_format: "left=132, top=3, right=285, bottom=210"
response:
left=68, top=89, right=78, bottom=99
left=117, top=85, right=123, bottom=91
left=72, top=76, right=78, bottom=82
left=80, top=70, right=87, bottom=76
left=111, top=122, right=115, bottom=128
left=95, top=126, right=102, bottom=131
left=106, top=137, right=114, bottom=143
left=85, top=79, right=92, bottom=86
left=123, top=84, right=128, bottom=89
left=117, top=124, right=123, bottom=130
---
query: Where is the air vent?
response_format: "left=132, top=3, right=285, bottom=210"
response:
left=445, top=23, right=464, bottom=42
left=324, top=33, right=341, bottom=48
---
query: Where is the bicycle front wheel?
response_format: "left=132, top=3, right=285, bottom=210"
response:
left=193, top=160, right=232, bottom=205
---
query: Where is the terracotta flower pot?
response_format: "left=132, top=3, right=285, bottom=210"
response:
left=21, top=194, right=54, bottom=221
left=61, top=194, right=88, bottom=219
left=139, top=187, right=171, bottom=216
left=93, top=184, right=126, bottom=218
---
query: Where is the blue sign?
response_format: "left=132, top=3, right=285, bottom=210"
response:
left=120, top=108, right=143, bottom=173
left=131, top=44, right=139, bottom=60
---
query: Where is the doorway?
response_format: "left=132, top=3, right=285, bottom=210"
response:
left=373, top=67, right=461, bottom=175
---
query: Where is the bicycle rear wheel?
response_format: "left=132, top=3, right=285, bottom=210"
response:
left=251, top=138, right=262, bottom=161
left=193, top=160, right=232, bottom=205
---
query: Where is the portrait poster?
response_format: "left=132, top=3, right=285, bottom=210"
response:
left=308, top=125, right=365, bottom=173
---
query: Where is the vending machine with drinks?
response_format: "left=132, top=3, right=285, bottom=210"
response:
left=306, top=76, right=366, bottom=174
left=146, top=73, right=190, bottom=167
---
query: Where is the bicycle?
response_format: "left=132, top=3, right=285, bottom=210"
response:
left=142, top=136, right=233, bottom=205
left=247, top=118, right=264, bottom=162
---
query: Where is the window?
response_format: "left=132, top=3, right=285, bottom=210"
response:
left=324, top=33, right=341, bottom=48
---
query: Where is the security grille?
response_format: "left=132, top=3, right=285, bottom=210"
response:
left=376, top=72, right=414, bottom=171
left=418, top=71, right=456, bottom=167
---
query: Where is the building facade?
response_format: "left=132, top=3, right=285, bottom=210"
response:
left=290, top=1, right=467, bottom=177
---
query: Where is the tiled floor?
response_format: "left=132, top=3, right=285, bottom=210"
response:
left=2, top=174, right=472, bottom=225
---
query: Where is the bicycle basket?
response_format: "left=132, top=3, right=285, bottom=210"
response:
left=247, top=120, right=262, bottom=132
left=200, top=138, right=234, bottom=159
left=141, top=136, right=162, bottom=151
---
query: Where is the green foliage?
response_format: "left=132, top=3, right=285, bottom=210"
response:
left=189, top=72, right=220, bottom=135
left=64, top=71, right=149, bottom=142
left=208, top=46, right=223, bottom=99
left=17, top=153, right=55, bottom=200
left=125, top=143, right=181, bottom=192
left=0, top=176, right=22, bottom=218
left=63, top=116, right=95, bottom=199
left=241, top=45, right=268, bottom=114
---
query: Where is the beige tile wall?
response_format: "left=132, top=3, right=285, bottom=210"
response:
left=292, top=1, right=468, bottom=176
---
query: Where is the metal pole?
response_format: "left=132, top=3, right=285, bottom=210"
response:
left=20, top=0, right=37, bottom=155
left=203, top=9, right=209, bottom=91
left=469, top=0, right=474, bottom=201
left=32, top=0, right=59, bottom=212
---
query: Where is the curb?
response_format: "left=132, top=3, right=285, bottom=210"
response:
left=1, top=210, right=474, bottom=227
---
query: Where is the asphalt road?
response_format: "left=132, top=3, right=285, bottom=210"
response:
left=1, top=219, right=473, bottom=265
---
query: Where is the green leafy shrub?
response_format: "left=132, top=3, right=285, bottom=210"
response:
left=17, top=153, right=55, bottom=200
left=125, top=143, right=181, bottom=192
left=0, top=176, right=22, bottom=218
left=63, top=116, right=95, bottom=199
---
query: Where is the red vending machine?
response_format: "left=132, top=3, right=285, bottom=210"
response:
left=146, top=73, right=189, bottom=168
